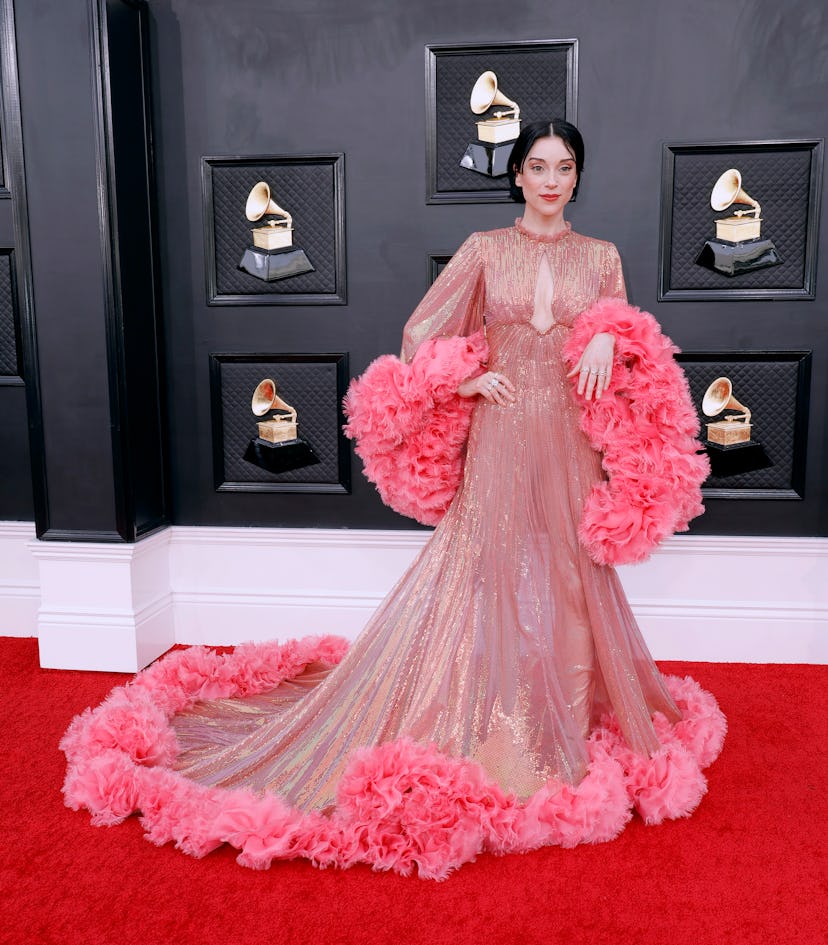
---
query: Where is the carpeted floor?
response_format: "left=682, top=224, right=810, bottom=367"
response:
left=1, top=636, right=826, bottom=945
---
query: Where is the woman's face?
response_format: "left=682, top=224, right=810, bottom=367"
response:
left=514, top=135, right=578, bottom=219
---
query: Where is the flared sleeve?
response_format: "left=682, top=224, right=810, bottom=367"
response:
left=599, top=243, right=627, bottom=302
left=564, top=297, right=709, bottom=565
left=401, top=232, right=485, bottom=362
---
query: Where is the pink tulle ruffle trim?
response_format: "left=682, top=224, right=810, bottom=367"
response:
left=563, top=297, right=710, bottom=566
left=345, top=299, right=708, bottom=566
left=343, top=331, right=488, bottom=525
left=61, top=638, right=726, bottom=880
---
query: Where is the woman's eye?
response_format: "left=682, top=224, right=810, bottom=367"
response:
left=530, top=165, right=544, bottom=172
left=560, top=165, right=573, bottom=173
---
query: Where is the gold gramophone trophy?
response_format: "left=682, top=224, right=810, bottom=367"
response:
left=700, top=376, right=771, bottom=476
left=459, top=71, right=521, bottom=177
left=238, top=182, right=315, bottom=282
left=695, top=168, right=782, bottom=276
left=242, top=378, right=320, bottom=474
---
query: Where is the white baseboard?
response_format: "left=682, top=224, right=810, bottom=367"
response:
left=2, top=521, right=827, bottom=666
left=168, top=526, right=423, bottom=645
left=0, top=522, right=39, bottom=637
left=616, top=536, right=828, bottom=663
left=32, top=528, right=175, bottom=672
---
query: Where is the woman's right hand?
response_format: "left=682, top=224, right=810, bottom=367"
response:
left=458, top=370, right=516, bottom=406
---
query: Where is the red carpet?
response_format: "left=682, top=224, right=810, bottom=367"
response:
left=2, top=636, right=826, bottom=945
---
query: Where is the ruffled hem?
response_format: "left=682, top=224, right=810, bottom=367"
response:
left=61, top=638, right=726, bottom=880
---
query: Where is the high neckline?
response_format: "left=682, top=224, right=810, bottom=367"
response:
left=514, top=218, right=573, bottom=244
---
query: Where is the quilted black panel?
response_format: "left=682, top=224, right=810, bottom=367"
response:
left=430, top=44, right=573, bottom=197
left=208, top=159, right=340, bottom=298
left=667, top=148, right=813, bottom=291
left=428, top=253, right=451, bottom=286
left=214, top=357, right=347, bottom=487
left=678, top=355, right=808, bottom=492
left=0, top=251, right=19, bottom=377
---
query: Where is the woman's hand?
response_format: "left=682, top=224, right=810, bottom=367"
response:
left=458, top=370, right=516, bottom=406
left=567, top=331, right=615, bottom=400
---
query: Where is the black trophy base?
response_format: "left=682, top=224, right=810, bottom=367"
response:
left=459, top=141, right=515, bottom=178
left=243, top=437, right=320, bottom=474
left=705, top=440, right=773, bottom=478
left=238, top=245, right=315, bottom=282
left=695, top=238, right=783, bottom=277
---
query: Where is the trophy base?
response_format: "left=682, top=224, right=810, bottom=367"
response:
left=695, top=237, right=782, bottom=277
left=459, top=141, right=514, bottom=178
left=706, top=419, right=752, bottom=447
left=705, top=439, right=773, bottom=478
left=251, top=225, right=293, bottom=251
left=238, top=245, right=315, bottom=282
left=243, top=436, right=320, bottom=474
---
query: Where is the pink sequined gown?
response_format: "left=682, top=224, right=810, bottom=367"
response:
left=172, top=220, right=680, bottom=810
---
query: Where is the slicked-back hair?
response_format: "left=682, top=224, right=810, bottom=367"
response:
left=507, top=118, right=585, bottom=203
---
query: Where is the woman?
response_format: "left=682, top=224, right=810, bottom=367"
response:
left=61, top=120, right=724, bottom=879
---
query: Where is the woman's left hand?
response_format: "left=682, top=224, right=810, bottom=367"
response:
left=567, top=331, right=615, bottom=400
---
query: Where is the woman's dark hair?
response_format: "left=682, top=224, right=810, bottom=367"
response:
left=507, top=119, right=585, bottom=203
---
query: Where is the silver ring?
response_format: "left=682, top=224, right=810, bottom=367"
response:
left=597, top=371, right=607, bottom=377
left=588, top=368, right=598, bottom=375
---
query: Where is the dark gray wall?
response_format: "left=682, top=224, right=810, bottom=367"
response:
left=0, top=0, right=33, bottom=521
left=2, top=0, right=167, bottom=540
left=4, top=0, right=828, bottom=535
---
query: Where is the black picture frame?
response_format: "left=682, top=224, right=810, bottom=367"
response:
left=427, top=253, right=452, bottom=286
left=425, top=40, right=578, bottom=204
left=202, top=154, right=346, bottom=306
left=0, top=247, right=22, bottom=385
left=659, top=140, right=823, bottom=301
left=0, top=74, right=8, bottom=199
left=209, top=352, right=351, bottom=493
left=676, top=350, right=812, bottom=499
left=0, top=128, right=8, bottom=198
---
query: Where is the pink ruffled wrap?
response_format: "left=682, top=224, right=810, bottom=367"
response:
left=344, top=297, right=709, bottom=565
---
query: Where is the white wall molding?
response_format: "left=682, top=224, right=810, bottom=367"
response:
left=32, top=527, right=174, bottom=672
left=2, top=522, right=827, bottom=666
left=168, top=526, right=425, bottom=644
left=615, top=534, right=828, bottom=662
left=0, top=521, right=39, bottom=637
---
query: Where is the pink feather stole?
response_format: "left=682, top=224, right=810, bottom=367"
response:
left=344, top=298, right=709, bottom=565
left=343, top=331, right=488, bottom=526
left=562, top=297, right=710, bottom=565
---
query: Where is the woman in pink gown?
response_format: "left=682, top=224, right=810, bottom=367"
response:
left=61, top=121, right=725, bottom=879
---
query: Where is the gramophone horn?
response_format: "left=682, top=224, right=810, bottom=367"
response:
left=702, top=376, right=751, bottom=423
left=710, top=168, right=761, bottom=217
left=251, top=378, right=278, bottom=416
left=469, top=70, right=520, bottom=119
left=245, top=182, right=293, bottom=226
